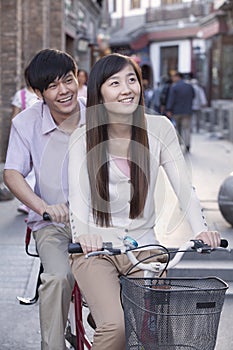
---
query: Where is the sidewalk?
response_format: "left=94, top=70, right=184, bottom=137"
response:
left=155, top=131, right=233, bottom=248
left=0, top=130, right=233, bottom=349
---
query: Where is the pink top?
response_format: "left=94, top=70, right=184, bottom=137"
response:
left=111, top=156, right=130, bottom=178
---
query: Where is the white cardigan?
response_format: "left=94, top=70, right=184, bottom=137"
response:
left=68, top=115, right=208, bottom=248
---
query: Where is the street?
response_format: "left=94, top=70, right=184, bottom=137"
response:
left=0, top=130, right=233, bottom=349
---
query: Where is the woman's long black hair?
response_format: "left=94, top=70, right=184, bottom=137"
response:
left=86, top=53, right=150, bottom=227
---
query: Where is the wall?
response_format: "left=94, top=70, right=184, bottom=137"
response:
left=0, top=0, right=64, bottom=162
left=150, top=39, right=192, bottom=84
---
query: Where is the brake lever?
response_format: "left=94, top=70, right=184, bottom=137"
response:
left=191, top=239, right=211, bottom=254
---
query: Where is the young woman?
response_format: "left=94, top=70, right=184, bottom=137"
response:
left=68, top=53, right=220, bottom=350
left=77, top=69, right=88, bottom=98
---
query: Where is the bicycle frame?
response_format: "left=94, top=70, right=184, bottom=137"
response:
left=18, top=226, right=92, bottom=350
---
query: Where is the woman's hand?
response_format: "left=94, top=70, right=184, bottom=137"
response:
left=195, top=230, right=221, bottom=249
left=76, top=234, right=103, bottom=255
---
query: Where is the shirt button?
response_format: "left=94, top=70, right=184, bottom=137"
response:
left=125, top=229, right=128, bottom=232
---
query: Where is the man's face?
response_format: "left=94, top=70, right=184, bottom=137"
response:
left=39, top=71, right=79, bottom=125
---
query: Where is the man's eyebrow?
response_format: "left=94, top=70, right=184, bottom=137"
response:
left=63, top=72, right=73, bottom=79
left=50, top=72, right=73, bottom=83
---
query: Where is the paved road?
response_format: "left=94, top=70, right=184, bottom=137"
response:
left=0, top=130, right=233, bottom=349
left=0, top=198, right=41, bottom=349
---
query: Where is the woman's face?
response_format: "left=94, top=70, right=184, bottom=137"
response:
left=100, top=64, right=141, bottom=118
left=78, top=71, right=87, bottom=86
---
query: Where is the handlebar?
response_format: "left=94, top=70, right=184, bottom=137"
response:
left=68, top=238, right=229, bottom=276
left=68, top=239, right=228, bottom=255
left=43, top=212, right=52, bottom=221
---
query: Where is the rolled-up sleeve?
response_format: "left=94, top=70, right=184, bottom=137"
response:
left=4, top=123, right=32, bottom=177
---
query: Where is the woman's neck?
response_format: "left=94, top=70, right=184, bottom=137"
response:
left=108, top=123, right=131, bottom=139
left=108, top=123, right=132, bottom=158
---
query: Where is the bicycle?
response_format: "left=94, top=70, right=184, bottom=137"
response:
left=68, top=236, right=229, bottom=350
left=17, top=214, right=93, bottom=350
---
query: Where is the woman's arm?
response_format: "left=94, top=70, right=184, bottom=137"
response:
left=68, top=128, right=92, bottom=242
left=160, top=120, right=220, bottom=247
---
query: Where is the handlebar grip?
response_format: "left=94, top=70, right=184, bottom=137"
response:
left=68, top=242, right=122, bottom=255
left=68, top=242, right=83, bottom=254
left=220, top=239, right=228, bottom=248
left=192, top=239, right=229, bottom=250
left=43, top=212, right=52, bottom=221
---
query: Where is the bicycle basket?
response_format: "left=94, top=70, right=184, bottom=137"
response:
left=120, top=276, right=228, bottom=350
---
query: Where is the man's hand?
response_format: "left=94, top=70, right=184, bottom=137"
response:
left=43, top=203, right=69, bottom=224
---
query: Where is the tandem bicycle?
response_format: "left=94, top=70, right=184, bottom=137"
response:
left=68, top=236, right=229, bottom=350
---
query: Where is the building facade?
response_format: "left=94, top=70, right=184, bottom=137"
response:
left=0, top=0, right=103, bottom=162
left=108, top=0, right=233, bottom=102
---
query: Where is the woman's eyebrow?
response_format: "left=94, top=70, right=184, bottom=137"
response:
left=108, top=72, right=136, bottom=80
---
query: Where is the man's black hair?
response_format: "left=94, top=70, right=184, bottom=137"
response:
left=27, top=48, right=78, bottom=93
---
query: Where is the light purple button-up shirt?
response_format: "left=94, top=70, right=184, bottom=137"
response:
left=5, top=99, right=86, bottom=231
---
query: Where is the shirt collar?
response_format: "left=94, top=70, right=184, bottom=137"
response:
left=41, top=100, right=85, bottom=135
left=41, top=103, right=58, bottom=135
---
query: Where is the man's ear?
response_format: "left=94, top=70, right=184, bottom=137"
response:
left=34, top=89, right=43, bottom=100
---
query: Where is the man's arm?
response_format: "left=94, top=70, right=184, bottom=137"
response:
left=4, top=169, right=45, bottom=215
left=4, top=169, right=69, bottom=223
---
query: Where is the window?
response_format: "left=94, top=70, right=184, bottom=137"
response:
left=130, top=0, right=141, bottom=10
left=160, top=46, right=178, bottom=78
left=161, top=0, right=182, bottom=4
left=113, top=0, right=117, bottom=12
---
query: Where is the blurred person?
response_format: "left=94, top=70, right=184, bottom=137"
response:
left=4, top=48, right=86, bottom=350
left=159, top=75, right=172, bottom=115
left=166, top=72, right=195, bottom=152
left=191, top=79, right=207, bottom=133
left=77, top=69, right=88, bottom=98
left=142, top=78, right=153, bottom=113
left=149, top=82, right=161, bottom=114
left=11, top=67, right=39, bottom=118
left=11, top=67, right=40, bottom=214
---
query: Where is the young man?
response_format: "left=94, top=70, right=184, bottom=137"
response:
left=166, top=72, right=194, bottom=152
left=4, top=49, right=86, bottom=350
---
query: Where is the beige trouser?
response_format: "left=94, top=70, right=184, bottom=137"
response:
left=70, top=249, right=167, bottom=350
left=33, top=225, right=75, bottom=350
left=173, top=114, right=192, bottom=148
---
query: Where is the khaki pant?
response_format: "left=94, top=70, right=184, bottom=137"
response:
left=70, top=249, right=166, bottom=350
left=173, top=114, right=192, bottom=149
left=33, top=225, right=75, bottom=350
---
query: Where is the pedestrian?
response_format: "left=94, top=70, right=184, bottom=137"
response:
left=11, top=66, right=40, bottom=214
left=11, top=67, right=39, bottom=119
left=159, top=75, right=172, bottom=115
left=77, top=69, right=88, bottom=98
left=142, top=77, right=153, bottom=113
left=4, top=48, right=86, bottom=350
left=166, top=72, right=195, bottom=152
left=191, top=78, right=207, bottom=132
left=149, top=82, right=161, bottom=114
left=68, top=53, right=221, bottom=350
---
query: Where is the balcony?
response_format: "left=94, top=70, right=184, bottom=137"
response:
left=146, top=1, right=214, bottom=23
